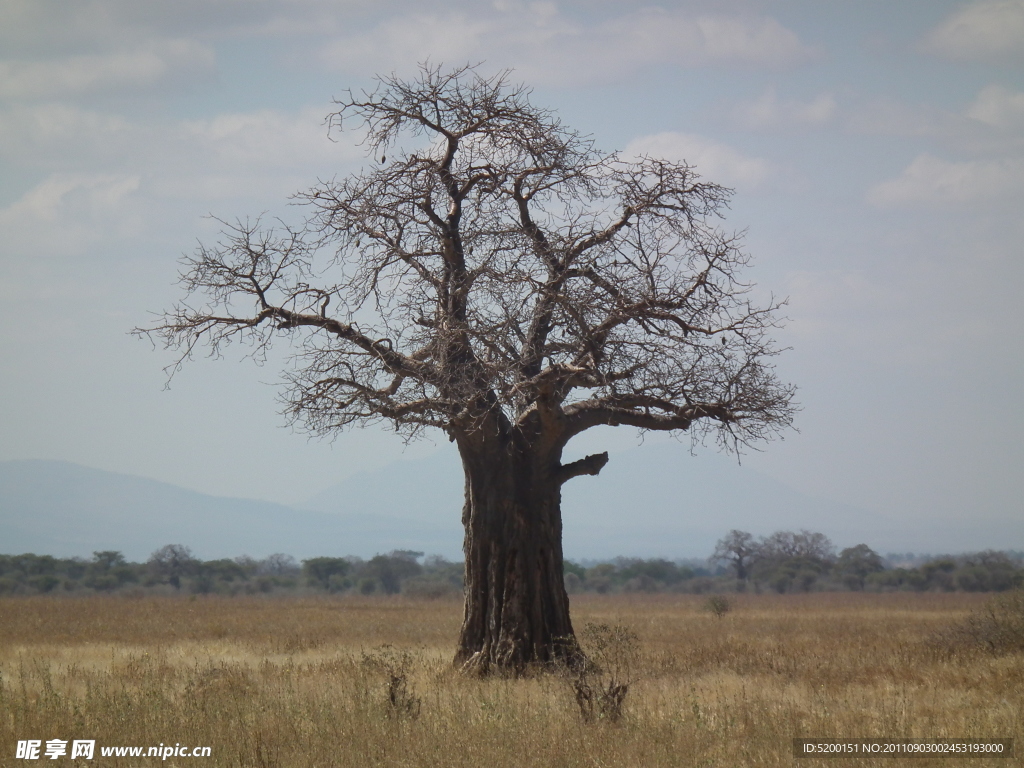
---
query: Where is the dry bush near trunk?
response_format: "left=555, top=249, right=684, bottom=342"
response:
left=361, top=645, right=422, bottom=720
left=566, top=622, right=640, bottom=723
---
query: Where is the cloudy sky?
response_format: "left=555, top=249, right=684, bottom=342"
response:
left=1, top=0, right=1021, bottom=547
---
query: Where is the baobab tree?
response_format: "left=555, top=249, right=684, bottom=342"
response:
left=712, top=529, right=759, bottom=584
left=138, top=65, right=795, bottom=674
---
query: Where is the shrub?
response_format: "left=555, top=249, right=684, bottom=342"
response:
left=361, top=646, right=421, bottom=720
left=939, top=589, right=1024, bottom=655
left=704, top=595, right=731, bottom=618
left=566, top=623, right=639, bottom=724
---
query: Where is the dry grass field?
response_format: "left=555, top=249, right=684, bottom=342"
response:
left=0, top=592, right=1020, bottom=767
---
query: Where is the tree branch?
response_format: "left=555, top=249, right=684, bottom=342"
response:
left=141, top=64, right=795, bottom=451
left=555, top=452, right=609, bottom=485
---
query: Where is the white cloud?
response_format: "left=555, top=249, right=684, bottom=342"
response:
left=967, top=84, right=1024, bottom=129
left=681, top=14, right=812, bottom=66
left=0, top=101, right=358, bottom=197
left=4, top=173, right=140, bottom=221
left=733, top=86, right=837, bottom=130
left=321, top=12, right=494, bottom=76
left=857, top=83, right=1024, bottom=211
left=624, top=132, right=774, bottom=190
left=0, top=103, right=131, bottom=162
left=0, top=173, right=143, bottom=256
left=320, top=6, right=816, bottom=85
left=0, top=0, right=371, bottom=53
left=851, top=99, right=959, bottom=139
left=180, top=107, right=351, bottom=171
left=0, top=39, right=215, bottom=99
left=867, top=153, right=1024, bottom=206
left=783, top=270, right=907, bottom=343
left=780, top=265, right=1007, bottom=374
left=158, top=107, right=365, bottom=201
left=923, top=0, right=1024, bottom=62
left=850, top=84, right=1024, bottom=157
left=0, top=102, right=367, bottom=262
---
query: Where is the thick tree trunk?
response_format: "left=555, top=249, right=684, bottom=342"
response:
left=453, top=436, right=580, bottom=675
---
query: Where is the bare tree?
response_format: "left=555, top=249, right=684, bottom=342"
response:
left=759, top=530, right=835, bottom=562
left=138, top=65, right=795, bottom=674
left=712, top=529, right=759, bottom=583
left=148, top=544, right=195, bottom=590
left=753, top=530, right=835, bottom=592
left=259, top=553, right=300, bottom=576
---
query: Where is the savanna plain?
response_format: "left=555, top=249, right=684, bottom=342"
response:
left=1, top=592, right=1020, bottom=768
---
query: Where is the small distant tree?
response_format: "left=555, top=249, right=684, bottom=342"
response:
left=194, top=558, right=248, bottom=588
left=362, top=551, right=424, bottom=595
left=85, top=550, right=135, bottom=591
left=712, top=530, right=759, bottom=584
left=921, top=558, right=958, bottom=591
left=91, top=550, right=126, bottom=571
left=616, top=558, right=691, bottom=592
left=139, top=64, right=795, bottom=672
left=260, top=553, right=301, bottom=576
left=956, top=551, right=1022, bottom=592
left=148, top=544, right=196, bottom=589
left=754, top=530, right=835, bottom=593
left=759, top=530, right=835, bottom=562
left=836, top=544, right=884, bottom=590
left=391, top=550, right=426, bottom=562
left=302, top=556, right=351, bottom=590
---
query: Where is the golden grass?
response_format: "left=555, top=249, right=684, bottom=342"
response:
left=0, top=592, right=1019, bottom=767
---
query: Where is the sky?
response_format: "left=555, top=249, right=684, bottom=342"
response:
left=0, top=0, right=1022, bottom=549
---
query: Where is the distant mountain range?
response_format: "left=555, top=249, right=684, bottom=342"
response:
left=2, top=444, right=1019, bottom=561
left=0, top=458, right=462, bottom=562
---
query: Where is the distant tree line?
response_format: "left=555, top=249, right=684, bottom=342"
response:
left=0, top=533, right=1021, bottom=596
left=707, top=529, right=1024, bottom=594
left=0, top=547, right=463, bottom=597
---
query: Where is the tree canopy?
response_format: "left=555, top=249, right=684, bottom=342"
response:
left=144, top=64, right=795, bottom=458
